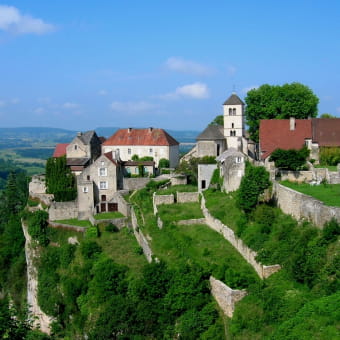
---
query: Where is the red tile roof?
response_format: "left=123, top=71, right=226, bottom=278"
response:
left=104, top=152, right=118, bottom=165
left=312, top=118, right=340, bottom=146
left=103, top=128, right=179, bottom=146
left=53, top=143, right=69, bottom=157
left=259, top=119, right=312, bottom=160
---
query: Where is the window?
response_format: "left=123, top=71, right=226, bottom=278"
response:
left=87, top=175, right=90, bottom=181
left=99, top=168, right=107, bottom=176
left=149, top=148, right=153, bottom=154
left=82, top=187, right=88, bottom=193
left=236, top=156, right=242, bottom=163
left=217, top=144, right=220, bottom=156
left=74, top=145, right=78, bottom=150
left=232, top=108, right=236, bottom=115
left=231, top=123, right=234, bottom=128
left=128, top=148, right=131, bottom=155
left=100, top=181, right=108, bottom=190
left=135, top=167, right=139, bottom=174
left=201, top=180, right=206, bottom=189
left=101, top=161, right=105, bottom=166
left=229, top=108, right=232, bottom=115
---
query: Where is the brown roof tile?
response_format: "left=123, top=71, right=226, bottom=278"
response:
left=103, top=128, right=179, bottom=146
left=312, top=118, right=340, bottom=146
left=259, top=119, right=312, bottom=160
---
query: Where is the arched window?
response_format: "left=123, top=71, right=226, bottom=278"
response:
left=231, top=123, right=234, bottom=128
left=230, top=131, right=233, bottom=136
left=232, top=108, right=236, bottom=115
left=229, top=108, right=232, bottom=115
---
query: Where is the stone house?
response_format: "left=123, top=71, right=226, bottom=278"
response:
left=102, top=127, right=179, bottom=168
left=66, top=131, right=102, bottom=175
left=217, top=148, right=245, bottom=192
left=77, top=152, right=123, bottom=219
left=196, top=125, right=225, bottom=158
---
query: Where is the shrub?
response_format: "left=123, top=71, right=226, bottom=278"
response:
left=27, top=210, right=49, bottom=246
left=319, top=147, right=340, bottom=165
left=80, top=240, right=102, bottom=260
left=85, top=226, right=98, bottom=238
left=322, top=218, right=340, bottom=244
left=159, top=158, right=170, bottom=168
left=269, top=147, right=310, bottom=170
left=105, top=224, right=119, bottom=233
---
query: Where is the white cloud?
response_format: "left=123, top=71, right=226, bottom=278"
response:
left=98, top=89, right=108, bottom=96
left=165, top=57, right=213, bottom=75
left=159, top=82, right=210, bottom=100
left=242, top=85, right=259, bottom=94
left=0, top=5, right=55, bottom=35
left=110, top=101, right=155, bottom=113
left=63, top=102, right=79, bottom=109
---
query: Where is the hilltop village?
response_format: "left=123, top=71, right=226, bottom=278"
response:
left=15, top=89, right=340, bottom=339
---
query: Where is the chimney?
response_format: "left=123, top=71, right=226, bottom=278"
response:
left=128, top=128, right=132, bottom=133
left=149, top=127, right=153, bottom=132
left=290, top=117, right=295, bottom=131
left=77, top=131, right=82, bottom=137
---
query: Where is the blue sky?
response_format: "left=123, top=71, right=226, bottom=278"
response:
left=1, top=1, right=340, bottom=131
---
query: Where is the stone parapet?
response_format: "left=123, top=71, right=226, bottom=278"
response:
left=176, top=191, right=199, bottom=203
left=209, top=276, right=247, bottom=318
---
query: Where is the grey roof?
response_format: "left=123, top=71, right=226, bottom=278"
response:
left=196, top=125, right=224, bottom=141
left=223, top=93, right=244, bottom=106
left=77, top=130, right=97, bottom=145
left=216, top=148, right=244, bottom=162
left=66, top=158, right=90, bottom=166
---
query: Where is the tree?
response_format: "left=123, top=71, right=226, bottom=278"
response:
left=319, top=113, right=337, bottom=118
left=45, top=156, right=76, bottom=201
left=245, top=83, right=319, bottom=142
left=209, top=115, right=223, bottom=126
left=236, top=162, right=270, bottom=214
left=269, top=147, right=310, bottom=170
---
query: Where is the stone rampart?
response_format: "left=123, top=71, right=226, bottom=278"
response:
left=30, top=193, right=54, bottom=206
left=209, top=276, right=247, bottom=318
left=123, top=178, right=150, bottom=190
left=110, top=192, right=131, bottom=217
left=153, top=192, right=175, bottom=215
left=90, top=216, right=128, bottom=229
left=177, top=218, right=206, bottom=226
left=279, top=170, right=313, bottom=183
left=48, top=221, right=87, bottom=233
left=29, top=175, right=46, bottom=195
left=176, top=191, right=199, bottom=203
left=170, top=175, right=187, bottom=186
left=49, top=201, right=78, bottom=221
left=201, top=196, right=280, bottom=279
left=272, top=182, right=340, bottom=228
left=131, top=207, right=153, bottom=263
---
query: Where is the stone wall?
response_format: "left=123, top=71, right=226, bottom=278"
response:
left=29, top=175, right=46, bottom=195
left=131, top=207, right=153, bottom=263
left=30, top=193, right=54, bottom=206
left=272, top=182, right=340, bottom=228
left=177, top=218, right=206, bottom=225
left=201, top=196, right=281, bottom=279
left=209, top=276, right=247, bottom=318
left=198, top=164, right=217, bottom=191
left=153, top=192, right=175, bottom=214
left=90, top=216, right=128, bottom=229
left=111, top=191, right=132, bottom=216
left=48, top=221, right=87, bottom=233
left=170, top=175, right=187, bottom=186
left=49, top=201, right=78, bottom=221
left=177, top=191, right=199, bottom=203
left=123, top=177, right=151, bottom=190
left=279, top=170, right=313, bottom=183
